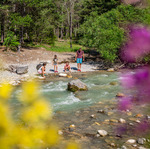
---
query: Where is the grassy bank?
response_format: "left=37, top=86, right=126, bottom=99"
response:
left=35, top=41, right=86, bottom=52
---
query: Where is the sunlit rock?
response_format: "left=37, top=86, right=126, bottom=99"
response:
left=68, top=79, right=88, bottom=92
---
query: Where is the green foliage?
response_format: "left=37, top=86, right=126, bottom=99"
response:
left=36, top=41, right=85, bottom=52
left=79, top=4, right=150, bottom=62
left=3, top=32, right=20, bottom=51
left=10, top=14, right=32, bottom=27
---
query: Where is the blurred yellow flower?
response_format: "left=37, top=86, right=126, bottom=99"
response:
left=22, top=99, right=52, bottom=124
left=0, top=80, right=80, bottom=149
left=0, top=103, right=13, bottom=135
left=0, top=83, right=13, bottom=100
left=44, top=125, right=59, bottom=146
left=20, top=81, right=40, bottom=103
left=66, top=142, right=80, bottom=149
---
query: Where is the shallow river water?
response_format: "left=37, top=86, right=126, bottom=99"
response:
left=11, top=71, right=121, bottom=113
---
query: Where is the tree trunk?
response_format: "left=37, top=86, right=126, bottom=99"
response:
left=18, top=26, right=24, bottom=52
left=70, top=12, right=72, bottom=48
left=60, top=23, right=63, bottom=39
left=74, top=24, right=77, bottom=37
left=1, top=14, right=5, bottom=43
left=56, top=28, right=59, bottom=39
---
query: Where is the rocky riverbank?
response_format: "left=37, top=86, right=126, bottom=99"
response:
left=0, top=47, right=100, bottom=85
left=53, top=98, right=150, bottom=149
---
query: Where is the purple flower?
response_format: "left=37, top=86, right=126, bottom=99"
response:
left=121, top=67, right=150, bottom=103
left=134, top=120, right=150, bottom=135
left=116, top=124, right=128, bottom=135
left=118, top=97, right=132, bottom=111
left=122, top=27, right=150, bottom=62
left=121, top=73, right=135, bottom=89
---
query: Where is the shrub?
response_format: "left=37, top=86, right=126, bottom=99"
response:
left=3, top=32, right=20, bottom=51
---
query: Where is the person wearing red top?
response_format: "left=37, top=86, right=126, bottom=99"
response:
left=75, top=48, right=84, bottom=72
left=64, top=61, right=71, bottom=73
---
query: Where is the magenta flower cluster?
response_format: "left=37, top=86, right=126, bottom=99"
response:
left=117, top=26, right=150, bottom=135
left=122, top=27, right=150, bottom=62
left=119, top=26, right=150, bottom=111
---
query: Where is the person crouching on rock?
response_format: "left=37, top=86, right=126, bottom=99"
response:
left=38, top=62, right=47, bottom=78
left=64, top=61, right=71, bottom=73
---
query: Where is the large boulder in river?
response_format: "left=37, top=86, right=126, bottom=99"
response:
left=68, top=79, right=88, bottom=92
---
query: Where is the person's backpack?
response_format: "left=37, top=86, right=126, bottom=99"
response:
left=36, top=63, right=42, bottom=70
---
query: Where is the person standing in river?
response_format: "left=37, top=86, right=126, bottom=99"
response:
left=75, top=48, right=85, bottom=72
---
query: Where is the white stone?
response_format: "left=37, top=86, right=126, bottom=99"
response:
left=107, top=68, right=115, bottom=72
left=126, top=139, right=136, bottom=144
left=58, top=130, right=63, bottom=135
left=59, top=73, right=67, bottom=77
left=136, top=120, right=141, bottom=123
left=121, top=146, right=127, bottom=149
left=90, top=114, right=95, bottom=118
left=97, top=130, right=108, bottom=137
left=138, top=147, right=147, bottom=149
left=132, top=144, right=137, bottom=147
left=119, top=118, right=126, bottom=123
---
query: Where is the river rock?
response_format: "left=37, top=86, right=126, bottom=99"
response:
left=137, top=138, right=145, bottom=145
left=135, top=114, right=143, bottom=118
left=107, top=112, right=113, bottom=116
left=116, top=93, right=125, bottom=97
left=59, top=73, right=67, bottom=77
left=58, top=130, right=63, bottom=135
left=135, top=120, right=141, bottom=123
left=90, top=114, right=95, bottom=118
left=138, top=147, right=147, bottom=149
left=68, top=79, right=88, bottom=92
left=16, top=66, right=28, bottom=74
left=97, top=110, right=105, bottom=114
left=119, top=118, right=126, bottom=123
left=8, top=65, right=17, bottom=73
left=8, top=65, right=28, bottom=74
left=129, top=123, right=134, bottom=126
left=132, top=144, right=137, bottom=147
left=97, top=130, right=108, bottom=137
left=110, top=82, right=118, bottom=85
left=69, top=124, right=75, bottom=132
left=146, top=115, right=150, bottom=120
left=126, top=139, right=136, bottom=144
left=110, top=119, right=118, bottom=123
left=121, top=146, right=127, bottom=149
left=107, top=68, right=115, bottom=72
left=110, top=143, right=116, bottom=147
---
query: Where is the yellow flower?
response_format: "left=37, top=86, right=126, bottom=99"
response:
left=12, top=127, right=36, bottom=148
left=20, top=81, right=40, bottom=103
left=0, top=103, right=13, bottom=135
left=43, top=125, right=59, bottom=146
left=22, top=99, right=52, bottom=124
left=66, top=142, right=80, bottom=149
left=0, top=83, right=13, bottom=100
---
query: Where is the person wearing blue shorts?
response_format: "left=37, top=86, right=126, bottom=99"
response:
left=75, top=48, right=84, bottom=72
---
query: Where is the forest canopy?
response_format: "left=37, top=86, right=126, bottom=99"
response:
left=0, top=0, right=150, bottom=61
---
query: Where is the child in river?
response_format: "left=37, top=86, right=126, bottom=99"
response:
left=53, top=55, right=58, bottom=73
left=64, top=61, right=71, bottom=73
left=37, top=62, right=47, bottom=78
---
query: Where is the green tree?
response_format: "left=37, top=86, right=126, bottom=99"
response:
left=79, top=4, right=150, bottom=62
